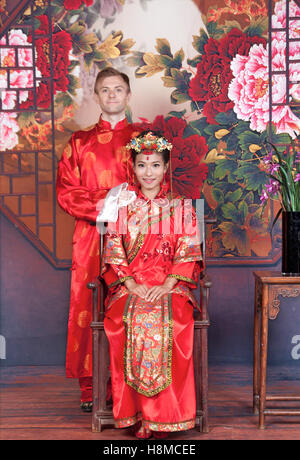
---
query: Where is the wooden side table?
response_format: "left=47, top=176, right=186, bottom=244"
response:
left=253, top=271, right=300, bottom=429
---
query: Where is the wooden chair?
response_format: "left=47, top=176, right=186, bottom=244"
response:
left=88, top=219, right=213, bottom=433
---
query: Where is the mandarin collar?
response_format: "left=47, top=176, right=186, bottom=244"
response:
left=97, top=116, right=128, bottom=131
left=136, top=183, right=169, bottom=201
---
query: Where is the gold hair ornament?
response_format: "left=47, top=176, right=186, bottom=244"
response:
left=126, top=131, right=172, bottom=153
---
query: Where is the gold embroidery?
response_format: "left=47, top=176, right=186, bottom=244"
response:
left=114, top=412, right=195, bottom=432
left=167, top=274, right=197, bottom=285
left=144, top=417, right=195, bottom=432
left=172, top=285, right=201, bottom=311
left=125, top=199, right=179, bottom=264
left=123, top=294, right=173, bottom=397
left=114, top=412, right=142, bottom=428
left=127, top=233, right=145, bottom=264
left=167, top=293, right=173, bottom=389
left=107, top=285, right=128, bottom=309
left=108, top=276, right=134, bottom=288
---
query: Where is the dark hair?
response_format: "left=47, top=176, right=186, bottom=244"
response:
left=94, top=67, right=131, bottom=94
left=131, top=130, right=170, bottom=165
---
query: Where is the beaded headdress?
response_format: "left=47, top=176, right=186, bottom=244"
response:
left=126, top=131, right=173, bottom=154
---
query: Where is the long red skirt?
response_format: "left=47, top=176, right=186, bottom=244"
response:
left=104, top=293, right=196, bottom=433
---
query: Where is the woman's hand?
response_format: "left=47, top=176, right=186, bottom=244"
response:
left=124, top=279, right=148, bottom=298
left=144, top=278, right=177, bottom=303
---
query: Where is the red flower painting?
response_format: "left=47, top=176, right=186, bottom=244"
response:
left=63, top=0, right=93, bottom=10
left=188, top=28, right=266, bottom=124
left=21, top=15, right=72, bottom=109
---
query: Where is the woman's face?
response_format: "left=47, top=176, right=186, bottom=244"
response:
left=133, top=151, right=168, bottom=197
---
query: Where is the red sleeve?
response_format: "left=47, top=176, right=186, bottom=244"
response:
left=102, top=224, right=135, bottom=288
left=112, top=264, right=135, bottom=283
left=56, top=136, right=106, bottom=222
left=167, top=200, right=204, bottom=289
left=102, top=264, right=119, bottom=287
left=168, top=261, right=201, bottom=289
left=102, top=264, right=134, bottom=288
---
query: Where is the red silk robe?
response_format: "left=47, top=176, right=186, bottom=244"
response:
left=56, top=117, right=139, bottom=378
left=102, top=188, right=203, bottom=432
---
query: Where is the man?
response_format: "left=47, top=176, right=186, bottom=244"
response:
left=56, top=67, right=139, bottom=411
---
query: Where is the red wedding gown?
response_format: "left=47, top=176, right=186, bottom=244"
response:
left=102, top=187, right=204, bottom=432
left=56, top=117, right=139, bottom=379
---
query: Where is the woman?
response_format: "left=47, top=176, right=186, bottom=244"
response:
left=102, top=131, right=203, bottom=438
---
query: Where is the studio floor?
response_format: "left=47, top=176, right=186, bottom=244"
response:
left=0, top=364, right=299, bottom=441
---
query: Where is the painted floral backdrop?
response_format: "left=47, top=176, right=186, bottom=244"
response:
left=0, top=0, right=299, bottom=264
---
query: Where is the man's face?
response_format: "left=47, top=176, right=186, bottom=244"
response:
left=94, top=75, right=131, bottom=117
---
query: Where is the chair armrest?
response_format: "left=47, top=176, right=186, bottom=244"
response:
left=87, top=279, right=100, bottom=290
left=200, top=272, right=212, bottom=289
left=87, top=276, right=106, bottom=290
left=198, top=271, right=212, bottom=323
left=87, top=277, right=107, bottom=322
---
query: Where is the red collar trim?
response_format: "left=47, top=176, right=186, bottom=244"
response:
left=98, top=116, right=128, bottom=131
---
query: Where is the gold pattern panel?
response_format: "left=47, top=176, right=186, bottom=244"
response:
left=97, top=132, right=113, bottom=144
left=84, top=151, right=97, bottom=169
left=77, top=310, right=92, bottom=329
left=99, top=169, right=113, bottom=189
left=116, top=145, right=130, bottom=164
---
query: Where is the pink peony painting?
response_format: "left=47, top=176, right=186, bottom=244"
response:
left=228, top=0, right=300, bottom=139
left=0, top=29, right=42, bottom=150
left=272, top=0, right=300, bottom=55
left=0, top=112, right=19, bottom=151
